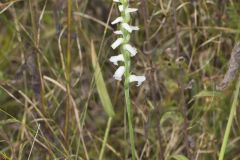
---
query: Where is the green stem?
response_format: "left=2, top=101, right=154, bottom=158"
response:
left=219, top=75, right=240, bottom=160
left=124, top=80, right=136, bottom=160
left=99, top=117, right=112, bottom=160
left=123, top=43, right=135, bottom=160
left=120, top=0, right=136, bottom=159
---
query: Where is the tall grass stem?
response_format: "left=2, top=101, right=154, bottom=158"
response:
left=99, top=117, right=112, bottom=160
left=219, top=75, right=240, bottom=160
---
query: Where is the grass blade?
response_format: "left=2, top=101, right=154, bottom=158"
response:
left=219, top=75, right=240, bottom=160
left=90, top=41, right=115, bottom=117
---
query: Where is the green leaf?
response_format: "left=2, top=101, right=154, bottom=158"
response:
left=91, top=41, right=115, bottom=117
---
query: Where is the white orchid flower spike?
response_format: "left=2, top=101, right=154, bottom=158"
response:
left=110, top=0, right=145, bottom=158
left=110, top=0, right=145, bottom=86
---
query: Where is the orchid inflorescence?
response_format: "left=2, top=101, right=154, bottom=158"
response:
left=110, top=0, right=146, bottom=87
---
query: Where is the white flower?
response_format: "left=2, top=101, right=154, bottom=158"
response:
left=118, top=5, right=124, bottom=12
left=118, top=5, right=138, bottom=13
left=109, top=54, right=124, bottom=65
left=129, top=75, right=146, bottom=86
left=122, top=23, right=139, bottom=33
left=110, top=0, right=145, bottom=86
left=114, top=30, right=123, bottom=35
left=113, top=66, right=125, bottom=80
left=111, top=17, right=123, bottom=25
left=111, top=38, right=124, bottom=49
left=126, top=8, right=138, bottom=13
left=124, top=44, right=137, bottom=56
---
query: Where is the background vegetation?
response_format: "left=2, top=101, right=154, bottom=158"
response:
left=0, top=0, right=240, bottom=159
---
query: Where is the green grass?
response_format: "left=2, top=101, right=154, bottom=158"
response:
left=219, top=75, right=240, bottom=160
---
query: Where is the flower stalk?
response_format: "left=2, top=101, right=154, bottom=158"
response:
left=110, top=0, right=146, bottom=159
